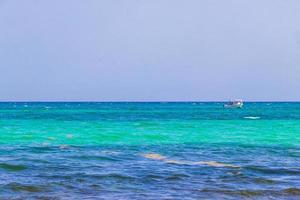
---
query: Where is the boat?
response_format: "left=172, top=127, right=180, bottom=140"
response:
left=223, top=99, right=243, bottom=108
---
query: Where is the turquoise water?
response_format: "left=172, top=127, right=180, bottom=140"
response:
left=0, top=102, right=300, bottom=199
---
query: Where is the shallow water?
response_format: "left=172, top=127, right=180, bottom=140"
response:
left=0, top=102, right=300, bottom=199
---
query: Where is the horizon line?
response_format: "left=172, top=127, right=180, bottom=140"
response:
left=0, top=100, right=299, bottom=103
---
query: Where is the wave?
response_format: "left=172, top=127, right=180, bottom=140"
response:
left=246, top=165, right=300, bottom=175
left=199, top=188, right=300, bottom=197
left=5, top=183, right=43, bottom=192
left=0, top=163, right=27, bottom=171
left=244, top=116, right=260, bottom=120
left=91, top=173, right=136, bottom=180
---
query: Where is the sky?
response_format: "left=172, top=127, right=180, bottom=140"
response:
left=0, top=0, right=299, bottom=101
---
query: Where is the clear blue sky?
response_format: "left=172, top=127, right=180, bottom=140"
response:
left=0, top=0, right=299, bottom=101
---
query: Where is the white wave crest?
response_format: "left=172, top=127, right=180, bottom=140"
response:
left=244, top=116, right=260, bottom=120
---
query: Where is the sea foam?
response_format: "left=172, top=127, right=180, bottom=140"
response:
left=141, top=153, right=239, bottom=168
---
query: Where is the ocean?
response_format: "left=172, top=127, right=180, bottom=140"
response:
left=0, top=102, right=300, bottom=199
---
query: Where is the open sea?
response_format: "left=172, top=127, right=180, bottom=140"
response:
left=0, top=102, right=300, bottom=199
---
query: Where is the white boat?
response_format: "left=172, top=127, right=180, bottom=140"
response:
left=224, top=99, right=243, bottom=108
